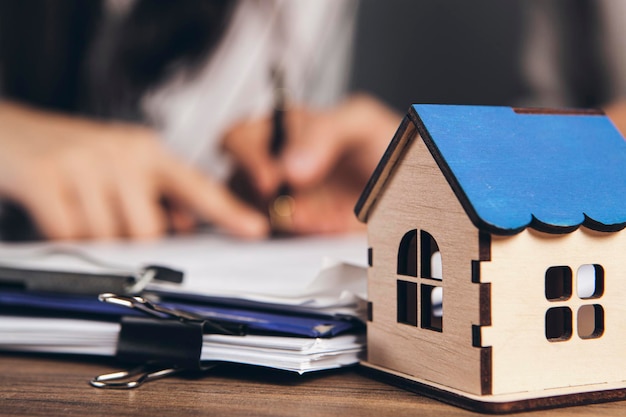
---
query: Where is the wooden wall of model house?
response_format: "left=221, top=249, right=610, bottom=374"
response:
left=365, top=122, right=489, bottom=395
left=480, top=227, right=626, bottom=395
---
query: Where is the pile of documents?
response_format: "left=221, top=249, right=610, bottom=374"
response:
left=0, top=233, right=368, bottom=376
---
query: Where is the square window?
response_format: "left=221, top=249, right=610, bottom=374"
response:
left=545, top=266, right=572, bottom=301
left=421, top=284, right=442, bottom=331
left=397, top=280, right=417, bottom=326
left=545, top=307, right=572, bottom=342
left=577, top=304, right=604, bottom=339
left=577, top=264, right=604, bottom=299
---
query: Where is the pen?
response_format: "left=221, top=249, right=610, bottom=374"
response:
left=268, top=67, right=296, bottom=232
left=227, top=67, right=295, bottom=232
left=269, top=67, right=287, bottom=157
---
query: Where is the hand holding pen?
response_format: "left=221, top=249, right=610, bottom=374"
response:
left=224, top=66, right=295, bottom=233
left=224, top=86, right=401, bottom=235
left=267, top=67, right=296, bottom=232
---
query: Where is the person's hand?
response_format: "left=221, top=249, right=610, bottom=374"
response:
left=0, top=101, right=269, bottom=240
left=223, top=94, right=401, bottom=234
left=281, top=95, right=401, bottom=234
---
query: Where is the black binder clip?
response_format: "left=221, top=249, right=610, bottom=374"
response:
left=89, top=293, right=245, bottom=389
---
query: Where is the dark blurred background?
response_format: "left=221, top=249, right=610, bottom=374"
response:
left=350, top=0, right=526, bottom=110
left=349, top=0, right=615, bottom=112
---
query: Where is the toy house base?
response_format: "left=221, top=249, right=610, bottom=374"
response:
left=360, top=362, right=626, bottom=414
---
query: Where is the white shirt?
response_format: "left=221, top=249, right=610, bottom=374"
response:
left=139, top=0, right=358, bottom=179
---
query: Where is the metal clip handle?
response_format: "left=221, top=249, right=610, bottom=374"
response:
left=98, top=293, right=244, bottom=335
left=99, top=293, right=197, bottom=320
left=90, top=362, right=217, bottom=389
left=90, top=363, right=182, bottom=389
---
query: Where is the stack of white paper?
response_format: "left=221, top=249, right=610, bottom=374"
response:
left=0, top=233, right=368, bottom=316
left=0, top=317, right=119, bottom=356
left=0, top=317, right=364, bottom=374
left=0, top=234, right=369, bottom=373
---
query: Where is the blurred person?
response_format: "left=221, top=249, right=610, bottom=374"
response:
left=0, top=0, right=402, bottom=241
left=14, top=0, right=626, bottom=244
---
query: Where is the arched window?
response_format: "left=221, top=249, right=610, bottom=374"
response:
left=397, top=229, right=417, bottom=277
left=420, top=231, right=443, bottom=331
left=396, top=229, right=443, bottom=331
left=420, top=230, right=441, bottom=279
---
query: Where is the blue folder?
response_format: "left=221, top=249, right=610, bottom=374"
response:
left=0, top=289, right=362, bottom=338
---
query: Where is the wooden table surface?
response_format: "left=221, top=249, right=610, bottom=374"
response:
left=1, top=353, right=626, bottom=417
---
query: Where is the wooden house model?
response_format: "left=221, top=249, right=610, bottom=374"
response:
left=354, top=104, right=626, bottom=412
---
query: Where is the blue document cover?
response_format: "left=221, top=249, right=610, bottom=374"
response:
left=0, top=289, right=362, bottom=338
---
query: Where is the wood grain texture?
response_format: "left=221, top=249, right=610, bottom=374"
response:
left=355, top=116, right=415, bottom=222
left=362, top=362, right=626, bottom=414
left=2, top=353, right=626, bottom=417
left=365, top=125, right=485, bottom=395
left=0, top=354, right=473, bottom=417
left=480, top=227, right=626, bottom=396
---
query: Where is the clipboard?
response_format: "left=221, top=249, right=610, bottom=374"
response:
left=0, top=247, right=183, bottom=295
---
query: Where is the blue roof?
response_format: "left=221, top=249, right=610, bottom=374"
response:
left=412, top=104, right=626, bottom=234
